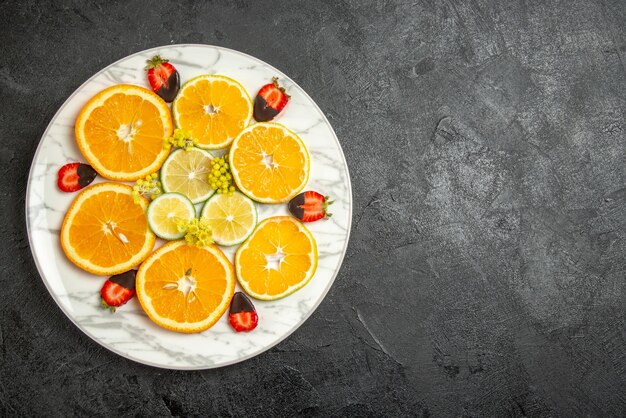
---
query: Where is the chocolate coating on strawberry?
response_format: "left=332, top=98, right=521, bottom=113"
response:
left=254, top=96, right=280, bottom=122
left=109, top=270, right=137, bottom=290
left=253, top=77, right=289, bottom=122
left=158, top=70, right=180, bottom=103
left=57, top=162, right=97, bottom=192
left=145, top=55, right=180, bottom=103
left=288, top=191, right=333, bottom=222
left=76, top=164, right=97, bottom=188
left=229, top=292, right=255, bottom=314
left=288, top=193, right=306, bottom=220
left=228, top=292, right=258, bottom=332
left=101, top=270, right=137, bottom=312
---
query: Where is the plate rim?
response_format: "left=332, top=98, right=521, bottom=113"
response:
left=25, top=43, right=353, bottom=370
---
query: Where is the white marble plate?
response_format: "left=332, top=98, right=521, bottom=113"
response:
left=25, top=45, right=352, bottom=369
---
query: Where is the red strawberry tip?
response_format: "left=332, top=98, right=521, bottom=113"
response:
left=228, top=311, right=259, bottom=332
left=145, top=55, right=170, bottom=70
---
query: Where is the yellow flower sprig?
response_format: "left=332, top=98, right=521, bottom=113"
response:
left=176, top=217, right=214, bottom=247
left=131, top=173, right=161, bottom=204
left=164, top=128, right=198, bottom=151
left=208, top=154, right=235, bottom=195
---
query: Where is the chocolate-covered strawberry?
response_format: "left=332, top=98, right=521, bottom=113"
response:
left=228, top=292, right=258, bottom=332
left=57, top=163, right=97, bottom=192
left=101, top=270, right=137, bottom=312
left=288, top=191, right=333, bottom=222
left=253, top=77, right=289, bottom=122
left=145, top=55, right=180, bottom=102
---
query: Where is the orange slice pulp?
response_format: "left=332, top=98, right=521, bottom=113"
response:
left=229, top=123, right=310, bottom=203
left=172, top=75, right=252, bottom=149
left=75, top=84, right=173, bottom=181
left=60, top=182, right=156, bottom=275
left=235, top=216, right=317, bottom=300
left=136, top=241, right=235, bottom=333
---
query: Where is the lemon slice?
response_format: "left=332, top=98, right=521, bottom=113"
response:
left=200, top=191, right=258, bottom=246
left=160, top=148, right=214, bottom=204
left=147, top=193, right=196, bottom=240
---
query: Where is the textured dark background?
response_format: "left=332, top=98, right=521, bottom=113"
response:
left=2, top=0, right=626, bottom=416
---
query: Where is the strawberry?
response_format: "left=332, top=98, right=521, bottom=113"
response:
left=288, top=191, right=333, bottom=222
left=228, top=292, right=258, bottom=332
left=145, top=55, right=180, bottom=102
left=253, top=77, right=290, bottom=122
left=57, top=163, right=97, bottom=192
left=101, top=270, right=137, bottom=312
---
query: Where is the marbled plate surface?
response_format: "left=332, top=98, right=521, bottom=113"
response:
left=25, top=45, right=352, bottom=369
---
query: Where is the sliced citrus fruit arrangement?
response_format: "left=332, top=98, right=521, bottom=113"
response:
left=235, top=216, right=317, bottom=300
left=61, top=183, right=156, bottom=275
left=172, top=75, right=253, bottom=149
left=136, top=241, right=235, bottom=333
left=229, top=123, right=310, bottom=203
left=200, top=191, right=258, bottom=246
left=75, top=84, right=173, bottom=181
left=160, top=148, right=214, bottom=204
left=59, top=60, right=326, bottom=335
left=147, top=193, right=196, bottom=240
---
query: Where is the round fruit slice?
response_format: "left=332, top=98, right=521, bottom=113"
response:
left=235, top=216, right=317, bottom=300
left=147, top=193, right=196, bottom=240
left=200, top=191, right=258, bottom=246
left=75, top=84, right=173, bottom=181
left=160, top=148, right=214, bottom=204
left=136, top=241, right=235, bottom=333
left=61, top=183, right=156, bottom=275
left=172, top=75, right=253, bottom=149
left=229, top=123, right=310, bottom=203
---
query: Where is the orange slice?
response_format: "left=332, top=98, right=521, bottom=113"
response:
left=136, top=241, right=235, bottom=333
left=75, top=84, right=173, bottom=181
left=229, top=123, right=310, bottom=203
left=235, top=216, right=317, bottom=300
left=172, top=75, right=252, bottom=149
left=60, top=183, right=156, bottom=275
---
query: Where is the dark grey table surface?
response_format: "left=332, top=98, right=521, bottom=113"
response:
left=2, top=0, right=626, bottom=416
